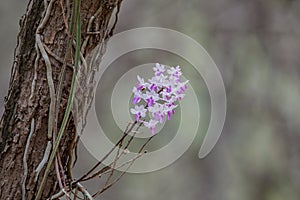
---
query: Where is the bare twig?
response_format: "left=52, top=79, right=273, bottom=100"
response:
left=76, top=183, right=94, bottom=200
left=54, top=156, right=64, bottom=191
left=101, top=152, right=145, bottom=176
left=79, top=123, right=134, bottom=182
left=48, top=189, right=64, bottom=200
left=93, top=136, right=154, bottom=198
left=103, top=123, right=141, bottom=185
left=73, top=121, right=137, bottom=184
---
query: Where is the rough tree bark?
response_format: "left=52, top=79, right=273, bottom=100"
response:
left=0, top=0, right=122, bottom=199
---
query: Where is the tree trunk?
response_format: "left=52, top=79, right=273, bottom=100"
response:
left=0, top=0, right=121, bottom=199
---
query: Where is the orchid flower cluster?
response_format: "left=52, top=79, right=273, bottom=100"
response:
left=130, top=63, right=188, bottom=134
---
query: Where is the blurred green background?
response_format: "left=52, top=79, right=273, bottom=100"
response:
left=1, top=0, right=300, bottom=200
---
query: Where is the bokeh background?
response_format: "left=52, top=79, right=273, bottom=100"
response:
left=1, top=1, right=300, bottom=200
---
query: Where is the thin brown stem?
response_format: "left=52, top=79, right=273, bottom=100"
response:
left=73, top=121, right=137, bottom=185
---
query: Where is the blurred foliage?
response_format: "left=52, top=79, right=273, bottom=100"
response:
left=1, top=0, right=300, bottom=200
